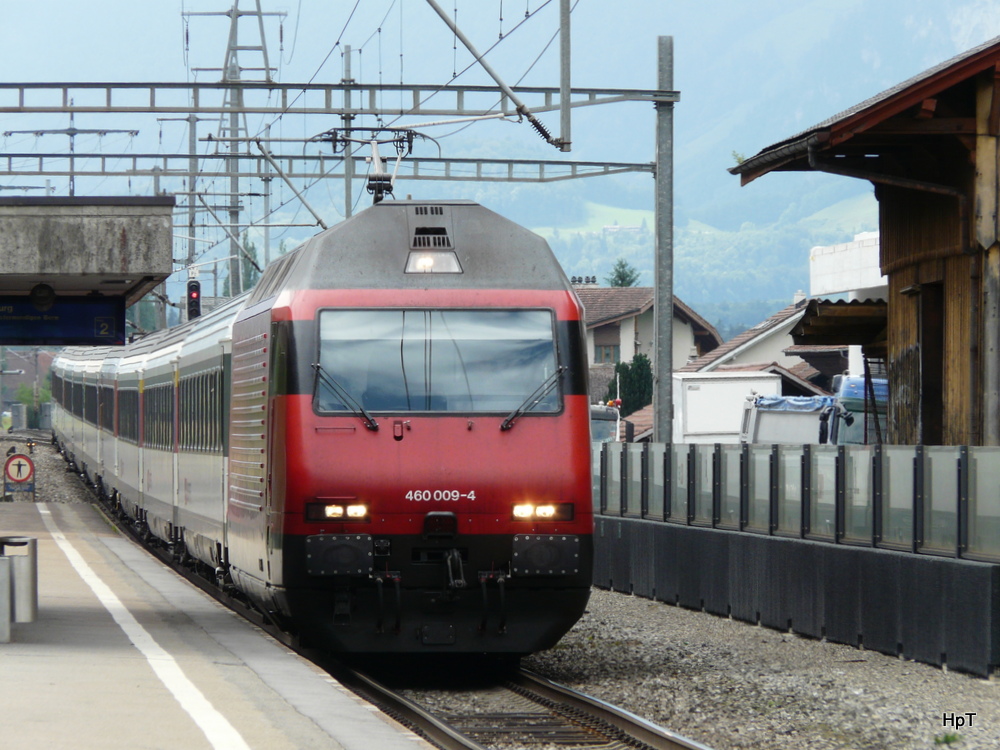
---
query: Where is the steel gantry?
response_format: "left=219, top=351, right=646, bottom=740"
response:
left=0, top=47, right=678, bottom=440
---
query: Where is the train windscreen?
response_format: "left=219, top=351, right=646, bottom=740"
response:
left=316, top=309, right=561, bottom=414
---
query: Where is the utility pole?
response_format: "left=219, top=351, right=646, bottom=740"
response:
left=184, top=0, right=285, bottom=295
left=559, top=0, right=571, bottom=152
left=343, top=46, right=355, bottom=219
left=262, top=123, right=273, bottom=264
left=653, top=36, right=675, bottom=443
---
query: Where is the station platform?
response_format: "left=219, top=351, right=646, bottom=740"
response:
left=0, top=501, right=431, bottom=750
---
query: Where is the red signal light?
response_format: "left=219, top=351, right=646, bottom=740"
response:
left=186, top=279, right=202, bottom=319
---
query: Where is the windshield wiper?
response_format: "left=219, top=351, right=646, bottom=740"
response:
left=311, top=363, right=379, bottom=431
left=500, top=366, right=565, bottom=431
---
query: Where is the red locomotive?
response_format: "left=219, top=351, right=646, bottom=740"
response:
left=52, top=199, right=593, bottom=655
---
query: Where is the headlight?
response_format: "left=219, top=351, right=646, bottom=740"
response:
left=306, top=502, right=369, bottom=522
left=511, top=502, right=574, bottom=521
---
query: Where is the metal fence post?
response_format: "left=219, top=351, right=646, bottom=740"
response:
left=686, top=445, right=695, bottom=525
left=913, top=445, right=925, bottom=553
left=712, top=444, right=722, bottom=527
left=873, top=444, right=884, bottom=546
left=640, top=443, right=650, bottom=518
left=801, top=445, right=812, bottom=538
left=599, top=442, right=608, bottom=516
left=619, top=443, right=628, bottom=518
left=663, top=441, right=672, bottom=522
left=769, top=445, right=779, bottom=535
left=958, top=445, right=969, bottom=558
left=739, top=443, right=749, bottom=530
left=835, top=445, right=846, bottom=543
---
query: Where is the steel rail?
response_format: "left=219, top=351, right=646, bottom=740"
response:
left=510, top=668, right=716, bottom=750
left=327, top=666, right=489, bottom=750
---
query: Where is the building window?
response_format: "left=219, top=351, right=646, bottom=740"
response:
left=595, top=345, right=620, bottom=364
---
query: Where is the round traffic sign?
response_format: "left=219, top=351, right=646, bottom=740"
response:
left=4, top=453, right=34, bottom=484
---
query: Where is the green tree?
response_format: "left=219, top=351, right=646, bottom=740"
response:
left=605, top=353, right=653, bottom=418
left=605, top=257, right=641, bottom=287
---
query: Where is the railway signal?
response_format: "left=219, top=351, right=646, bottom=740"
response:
left=186, top=279, right=201, bottom=319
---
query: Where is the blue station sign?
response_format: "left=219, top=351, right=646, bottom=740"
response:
left=0, top=296, right=125, bottom=345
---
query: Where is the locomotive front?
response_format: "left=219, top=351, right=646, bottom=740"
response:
left=243, top=200, right=593, bottom=655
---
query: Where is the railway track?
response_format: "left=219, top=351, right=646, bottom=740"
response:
left=60, top=444, right=713, bottom=750
left=336, top=664, right=715, bottom=750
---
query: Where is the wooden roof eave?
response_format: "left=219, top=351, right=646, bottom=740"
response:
left=790, top=299, right=888, bottom=347
left=733, top=133, right=827, bottom=186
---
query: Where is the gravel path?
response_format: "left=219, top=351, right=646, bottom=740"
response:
left=12, top=433, right=1000, bottom=749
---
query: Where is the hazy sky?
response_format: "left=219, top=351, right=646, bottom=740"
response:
left=3, top=1, right=1000, bottom=295
left=3, top=2, right=998, bottom=172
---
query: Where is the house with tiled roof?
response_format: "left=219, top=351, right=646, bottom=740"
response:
left=573, top=283, right=722, bottom=400
left=677, top=294, right=832, bottom=396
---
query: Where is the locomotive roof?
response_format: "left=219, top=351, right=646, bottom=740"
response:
left=248, top=200, right=571, bottom=304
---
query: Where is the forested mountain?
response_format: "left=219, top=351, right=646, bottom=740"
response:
left=469, top=1, right=997, bottom=338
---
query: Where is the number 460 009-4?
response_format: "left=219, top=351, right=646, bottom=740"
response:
left=405, top=490, right=477, bottom=502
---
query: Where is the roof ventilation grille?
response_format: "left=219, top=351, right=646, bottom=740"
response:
left=412, top=227, right=452, bottom=249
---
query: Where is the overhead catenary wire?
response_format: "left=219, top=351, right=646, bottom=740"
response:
left=423, top=0, right=558, bottom=146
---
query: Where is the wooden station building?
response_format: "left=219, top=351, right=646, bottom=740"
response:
left=732, top=35, right=1000, bottom=446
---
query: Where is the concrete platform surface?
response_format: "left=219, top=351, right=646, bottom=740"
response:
left=0, top=502, right=431, bottom=750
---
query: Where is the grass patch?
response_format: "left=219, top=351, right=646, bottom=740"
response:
left=935, top=732, right=963, bottom=745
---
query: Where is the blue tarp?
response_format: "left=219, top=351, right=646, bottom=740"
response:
left=754, top=395, right=835, bottom=412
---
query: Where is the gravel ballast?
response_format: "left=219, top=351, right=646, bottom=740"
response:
left=525, top=589, right=1000, bottom=749
left=12, top=435, right=1000, bottom=749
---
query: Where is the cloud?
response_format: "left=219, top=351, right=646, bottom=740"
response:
left=949, top=0, right=1000, bottom=51
left=861, top=48, right=882, bottom=71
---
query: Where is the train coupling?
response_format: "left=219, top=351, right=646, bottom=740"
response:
left=445, top=548, right=466, bottom=589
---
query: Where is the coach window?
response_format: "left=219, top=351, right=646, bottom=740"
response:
left=72, top=381, right=83, bottom=418
left=198, top=373, right=206, bottom=451
left=212, top=369, right=222, bottom=452
left=118, top=389, right=138, bottom=444
left=183, top=377, right=193, bottom=450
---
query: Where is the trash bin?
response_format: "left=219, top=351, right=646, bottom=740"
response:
left=10, top=404, right=27, bottom=431
left=0, top=536, right=38, bottom=624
